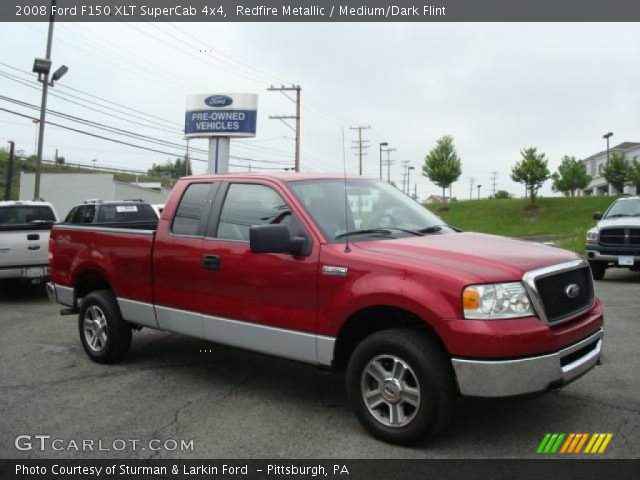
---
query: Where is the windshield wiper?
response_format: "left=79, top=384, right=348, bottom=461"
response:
left=335, top=227, right=424, bottom=240
left=606, top=214, right=632, bottom=218
left=418, top=224, right=448, bottom=234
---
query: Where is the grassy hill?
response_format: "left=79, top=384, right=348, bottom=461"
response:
left=426, top=196, right=616, bottom=253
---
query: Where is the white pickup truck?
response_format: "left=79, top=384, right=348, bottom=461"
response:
left=0, top=201, right=59, bottom=282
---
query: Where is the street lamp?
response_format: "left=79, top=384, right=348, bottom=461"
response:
left=379, top=142, right=388, bottom=181
left=32, top=0, right=68, bottom=200
left=477, top=184, right=482, bottom=200
left=602, top=132, right=613, bottom=164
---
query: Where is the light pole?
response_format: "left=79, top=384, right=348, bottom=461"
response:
left=92, top=159, right=97, bottom=170
left=477, top=184, right=482, bottom=200
left=602, top=132, right=613, bottom=164
left=33, top=0, right=68, bottom=200
left=378, top=142, right=388, bottom=181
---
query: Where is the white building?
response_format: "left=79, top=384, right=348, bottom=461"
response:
left=582, top=142, right=640, bottom=196
left=20, top=173, right=172, bottom=219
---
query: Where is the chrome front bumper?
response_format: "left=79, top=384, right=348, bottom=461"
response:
left=452, top=329, right=603, bottom=397
left=46, top=282, right=75, bottom=307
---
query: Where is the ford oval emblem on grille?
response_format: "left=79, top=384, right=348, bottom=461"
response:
left=204, top=95, right=233, bottom=107
left=565, top=284, right=580, bottom=299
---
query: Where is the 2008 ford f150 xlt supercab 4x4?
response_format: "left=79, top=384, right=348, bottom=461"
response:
left=47, top=174, right=603, bottom=444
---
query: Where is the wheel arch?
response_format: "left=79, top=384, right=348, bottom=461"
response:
left=331, top=305, right=449, bottom=370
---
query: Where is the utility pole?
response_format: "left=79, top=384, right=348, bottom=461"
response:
left=350, top=125, right=370, bottom=175
left=185, top=139, right=190, bottom=176
left=469, top=177, right=474, bottom=200
left=400, top=160, right=410, bottom=192
left=378, top=142, right=388, bottom=180
left=490, top=171, right=498, bottom=197
left=4, top=141, right=15, bottom=201
left=268, top=85, right=301, bottom=172
left=413, top=184, right=418, bottom=201
left=382, top=148, right=396, bottom=183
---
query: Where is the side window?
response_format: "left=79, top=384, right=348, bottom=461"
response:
left=70, top=206, right=86, bottom=224
left=217, top=184, right=291, bottom=242
left=83, top=205, right=96, bottom=224
left=64, top=207, right=77, bottom=223
left=171, top=183, right=212, bottom=236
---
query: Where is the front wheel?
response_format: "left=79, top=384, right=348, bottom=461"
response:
left=589, top=261, right=606, bottom=280
left=78, top=290, right=131, bottom=364
left=346, top=329, right=456, bottom=445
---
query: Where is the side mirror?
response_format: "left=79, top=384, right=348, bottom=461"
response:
left=250, top=224, right=305, bottom=256
left=593, top=212, right=603, bottom=220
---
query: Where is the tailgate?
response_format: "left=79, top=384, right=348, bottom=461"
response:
left=0, top=228, right=50, bottom=268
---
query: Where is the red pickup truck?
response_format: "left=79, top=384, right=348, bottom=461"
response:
left=47, top=174, right=603, bottom=444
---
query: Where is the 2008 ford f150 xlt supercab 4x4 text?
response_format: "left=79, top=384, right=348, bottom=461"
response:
left=47, top=174, right=603, bottom=444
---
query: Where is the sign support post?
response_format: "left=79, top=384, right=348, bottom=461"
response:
left=208, top=137, right=230, bottom=174
left=185, top=93, right=258, bottom=175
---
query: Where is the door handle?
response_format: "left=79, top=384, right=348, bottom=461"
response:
left=202, top=254, right=221, bottom=271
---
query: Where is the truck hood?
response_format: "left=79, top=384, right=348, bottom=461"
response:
left=354, top=232, right=579, bottom=283
left=596, top=217, right=640, bottom=229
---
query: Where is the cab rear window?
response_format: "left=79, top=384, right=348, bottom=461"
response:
left=97, top=204, right=157, bottom=223
left=0, top=206, right=56, bottom=225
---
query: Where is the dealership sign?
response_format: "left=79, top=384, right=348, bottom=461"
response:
left=185, top=93, right=257, bottom=138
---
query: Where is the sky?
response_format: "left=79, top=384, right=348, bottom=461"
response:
left=0, top=21, right=639, bottom=200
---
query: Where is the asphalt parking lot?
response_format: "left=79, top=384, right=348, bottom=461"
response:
left=1, top=270, right=638, bottom=459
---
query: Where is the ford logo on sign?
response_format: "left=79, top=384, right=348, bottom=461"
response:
left=204, top=95, right=233, bottom=107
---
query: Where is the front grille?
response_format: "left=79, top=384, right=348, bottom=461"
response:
left=599, top=228, right=625, bottom=245
left=600, top=227, right=640, bottom=246
left=535, top=266, right=594, bottom=324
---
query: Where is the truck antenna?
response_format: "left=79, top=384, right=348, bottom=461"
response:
left=342, top=126, right=351, bottom=253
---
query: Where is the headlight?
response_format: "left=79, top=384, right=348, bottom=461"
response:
left=586, top=229, right=599, bottom=244
left=462, top=282, right=534, bottom=319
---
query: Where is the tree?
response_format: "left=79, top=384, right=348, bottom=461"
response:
left=602, top=152, right=630, bottom=195
left=422, top=135, right=462, bottom=203
left=628, top=159, right=640, bottom=194
left=510, top=147, right=550, bottom=205
left=494, top=190, right=512, bottom=199
left=551, top=156, right=591, bottom=197
left=147, top=158, right=191, bottom=179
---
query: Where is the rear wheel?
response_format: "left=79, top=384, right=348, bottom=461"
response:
left=589, top=261, right=606, bottom=280
left=78, top=290, right=131, bottom=364
left=346, top=329, right=455, bottom=445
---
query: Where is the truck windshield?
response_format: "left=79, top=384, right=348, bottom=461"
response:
left=604, top=198, right=640, bottom=218
left=0, top=205, right=56, bottom=225
left=289, top=178, right=452, bottom=242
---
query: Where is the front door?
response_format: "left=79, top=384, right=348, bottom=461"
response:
left=197, top=181, right=320, bottom=363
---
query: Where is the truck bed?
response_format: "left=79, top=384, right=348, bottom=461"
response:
left=49, top=223, right=156, bottom=304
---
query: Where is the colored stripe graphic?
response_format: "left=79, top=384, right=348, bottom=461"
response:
left=537, top=433, right=565, bottom=454
left=585, top=433, right=614, bottom=454
left=544, top=433, right=614, bottom=454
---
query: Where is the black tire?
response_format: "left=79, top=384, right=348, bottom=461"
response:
left=78, top=289, right=131, bottom=364
left=346, top=329, right=456, bottom=445
left=589, top=261, right=606, bottom=280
